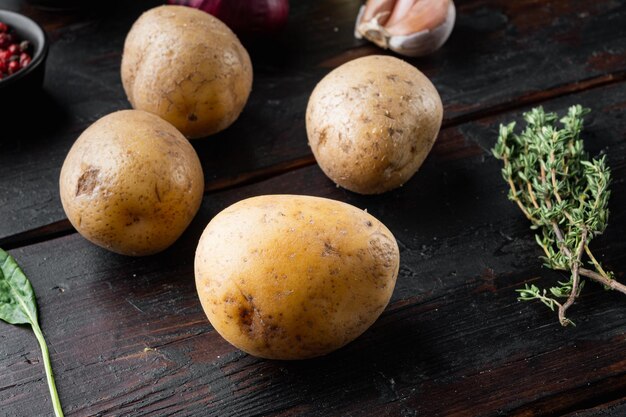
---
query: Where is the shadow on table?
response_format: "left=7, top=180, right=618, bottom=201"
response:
left=262, top=315, right=438, bottom=407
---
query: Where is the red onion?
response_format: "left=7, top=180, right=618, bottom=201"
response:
left=168, top=0, right=290, bottom=35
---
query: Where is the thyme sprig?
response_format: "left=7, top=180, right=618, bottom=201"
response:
left=492, top=105, right=626, bottom=326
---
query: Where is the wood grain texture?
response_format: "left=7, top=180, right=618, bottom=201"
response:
left=2, top=0, right=626, bottom=242
left=566, top=398, right=626, bottom=416
left=1, top=80, right=626, bottom=416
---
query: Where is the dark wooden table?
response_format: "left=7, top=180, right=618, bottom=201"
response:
left=1, top=0, right=626, bottom=416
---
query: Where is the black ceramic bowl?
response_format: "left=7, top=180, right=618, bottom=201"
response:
left=0, top=10, right=48, bottom=96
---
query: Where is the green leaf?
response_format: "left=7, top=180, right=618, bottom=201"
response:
left=0, top=248, right=38, bottom=326
left=0, top=248, right=64, bottom=417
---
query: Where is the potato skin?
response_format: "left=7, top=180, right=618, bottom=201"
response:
left=195, top=195, right=399, bottom=359
left=306, top=55, right=443, bottom=194
left=59, top=110, right=204, bottom=256
left=121, top=5, right=253, bottom=138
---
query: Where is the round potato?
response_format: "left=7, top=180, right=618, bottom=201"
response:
left=306, top=55, right=443, bottom=194
left=195, top=195, right=400, bottom=359
left=59, top=110, right=204, bottom=256
left=121, top=5, right=253, bottom=138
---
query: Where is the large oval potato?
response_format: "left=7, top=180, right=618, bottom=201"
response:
left=121, top=5, right=253, bottom=138
left=59, top=110, right=204, bottom=256
left=195, top=195, right=400, bottom=359
left=306, top=55, right=443, bottom=194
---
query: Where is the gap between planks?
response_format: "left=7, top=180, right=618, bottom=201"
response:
left=2, top=70, right=626, bottom=251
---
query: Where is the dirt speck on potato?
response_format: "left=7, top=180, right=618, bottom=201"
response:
left=75, top=167, right=100, bottom=197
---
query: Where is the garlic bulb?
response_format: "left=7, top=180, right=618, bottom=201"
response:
left=355, top=0, right=455, bottom=57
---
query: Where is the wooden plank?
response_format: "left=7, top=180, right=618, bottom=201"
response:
left=565, top=398, right=626, bottom=416
left=2, top=0, right=626, bottom=242
left=1, top=80, right=626, bottom=416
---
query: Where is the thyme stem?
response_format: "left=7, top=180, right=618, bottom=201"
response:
left=558, top=228, right=586, bottom=326
left=551, top=221, right=572, bottom=258
left=579, top=268, right=626, bottom=293
left=507, top=177, right=536, bottom=221
left=502, top=153, right=538, bottom=222
left=584, top=244, right=610, bottom=280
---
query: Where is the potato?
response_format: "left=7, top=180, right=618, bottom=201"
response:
left=306, top=55, right=443, bottom=194
left=59, top=110, right=204, bottom=256
left=195, top=195, right=399, bottom=359
left=121, top=5, right=253, bottom=139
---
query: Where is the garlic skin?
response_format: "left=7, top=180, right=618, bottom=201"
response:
left=355, top=0, right=456, bottom=57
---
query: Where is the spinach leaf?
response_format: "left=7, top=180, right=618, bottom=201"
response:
left=0, top=248, right=64, bottom=417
